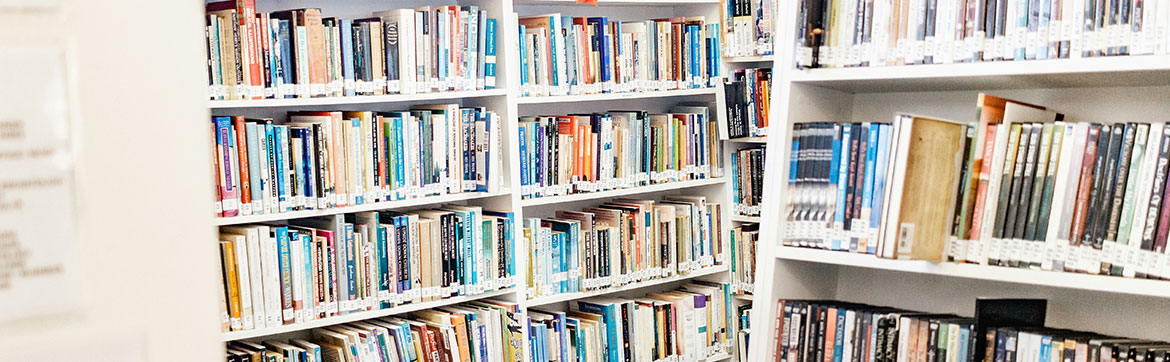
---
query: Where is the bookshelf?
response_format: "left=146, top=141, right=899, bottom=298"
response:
left=748, top=2, right=1170, bottom=361
left=198, top=0, right=746, bottom=360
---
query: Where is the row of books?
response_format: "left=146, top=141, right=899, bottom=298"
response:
left=211, top=106, right=503, bottom=218
left=731, top=146, right=766, bottom=216
left=216, top=207, right=515, bottom=332
left=794, top=0, right=1170, bottom=68
left=223, top=300, right=523, bottom=362
left=774, top=299, right=1169, bottom=362
left=522, top=196, right=726, bottom=299
left=782, top=121, right=897, bottom=255
left=205, top=3, right=498, bottom=101
left=947, top=96, right=1170, bottom=277
left=526, top=284, right=732, bottom=362
left=724, top=68, right=771, bottom=139
left=516, top=15, right=722, bottom=97
left=730, top=224, right=760, bottom=294
left=773, top=300, right=978, bottom=362
left=723, top=0, right=778, bottom=57
left=517, top=105, right=723, bottom=200
left=736, top=304, right=752, bottom=362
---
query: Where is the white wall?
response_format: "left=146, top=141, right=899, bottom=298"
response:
left=0, top=0, right=222, bottom=360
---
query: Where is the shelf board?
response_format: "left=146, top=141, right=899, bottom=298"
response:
left=514, top=0, right=719, bottom=5
left=731, top=215, right=760, bottom=223
left=208, top=89, right=508, bottom=109
left=520, top=178, right=726, bottom=207
left=516, top=88, right=717, bottom=105
left=706, top=353, right=733, bottom=362
left=733, top=293, right=754, bottom=302
left=222, top=288, right=516, bottom=341
left=789, top=55, right=1170, bottom=93
left=724, top=55, right=776, bottom=63
left=728, top=136, right=767, bottom=143
left=216, top=189, right=510, bottom=226
left=525, top=265, right=729, bottom=307
left=775, top=246, right=1170, bottom=298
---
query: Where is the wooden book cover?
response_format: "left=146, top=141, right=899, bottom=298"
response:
left=889, top=114, right=968, bottom=261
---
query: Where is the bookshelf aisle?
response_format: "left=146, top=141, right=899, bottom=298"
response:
left=747, top=0, right=1170, bottom=360
left=199, top=0, right=751, bottom=361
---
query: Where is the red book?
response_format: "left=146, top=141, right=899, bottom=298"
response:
left=968, top=125, right=999, bottom=238
left=232, top=117, right=252, bottom=212
left=1070, top=125, right=1102, bottom=247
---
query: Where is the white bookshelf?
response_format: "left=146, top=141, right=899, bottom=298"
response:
left=199, top=0, right=743, bottom=360
left=747, top=4, right=1170, bottom=362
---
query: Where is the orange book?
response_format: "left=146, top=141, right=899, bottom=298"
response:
left=304, top=9, right=328, bottom=95
left=232, top=117, right=253, bottom=212
left=823, top=307, right=837, bottom=362
left=219, top=240, right=242, bottom=331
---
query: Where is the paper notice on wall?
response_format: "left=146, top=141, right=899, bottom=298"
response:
left=0, top=45, right=80, bottom=323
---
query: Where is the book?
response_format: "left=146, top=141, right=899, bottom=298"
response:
left=205, top=5, right=498, bottom=100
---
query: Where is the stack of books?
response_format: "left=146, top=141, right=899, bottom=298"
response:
left=794, top=0, right=1170, bottom=68
left=205, top=2, right=498, bottom=100
left=723, top=0, right=778, bottom=57
left=517, top=105, right=722, bottom=200
left=731, top=146, right=766, bottom=217
left=223, top=300, right=523, bottom=362
left=724, top=68, right=771, bottom=139
left=516, top=15, right=722, bottom=97
left=216, top=208, right=516, bottom=332
left=523, top=196, right=725, bottom=299
left=211, top=106, right=503, bottom=218
left=526, top=283, right=732, bottom=362
left=731, top=224, right=759, bottom=294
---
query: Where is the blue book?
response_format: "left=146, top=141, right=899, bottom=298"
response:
left=730, top=154, right=740, bottom=204
left=587, top=18, right=611, bottom=88
left=299, top=127, right=315, bottom=206
left=862, top=123, right=880, bottom=254
left=274, top=227, right=292, bottom=320
left=212, top=117, right=236, bottom=211
left=574, top=300, right=620, bottom=362
left=546, top=15, right=561, bottom=92
left=300, top=232, right=313, bottom=314
left=437, top=11, right=449, bottom=88
left=276, top=20, right=294, bottom=98
left=263, top=123, right=278, bottom=211
left=549, top=231, right=564, bottom=293
left=690, top=25, right=700, bottom=88
left=833, top=308, right=845, bottom=362
left=870, top=124, right=893, bottom=255
left=556, top=313, right=569, bottom=362
left=390, top=215, right=408, bottom=294
left=1039, top=335, right=1052, bottom=362
left=393, top=114, right=406, bottom=195
left=834, top=124, right=853, bottom=250
left=376, top=225, right=390, bottom=308
left=1015, top=0, right=1029, bottom=60
left=519, top=124, right=529, bottom=196
left=957, top=325, right=971, bottom=362
left=484, top=18, right=497, bottom=88
left=289, top=129, right=305, bottom=210
left=475, top=111, right=492, bottom=192
left=244, top=122, right=264, bottom=212
left=828, top=125, right=844, bottom=250
left=340, top=19, right=355, bottom=96
left=533, top=122, right=544, bottom=190
left=545, top=219, right=578, bottom=292
left=273, top=125, right=290, bottom=212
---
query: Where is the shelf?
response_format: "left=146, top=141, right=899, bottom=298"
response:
left=706, top=353, right=733, bottom=362
left=222, top=288, right=516, bottom=341
left=731, top=215, right=760, bottom=223
left=514, top=0, right=719, bottom=5
left=525, top=265, right=729, bottom=307
left=788, top=55, right=1170, bottom=93
left=728, top=136, right=767, bottom=144
left=215, top=189, right=511, bottom=226
left=516, top=88, right=717, bottom=105
left=775, top=246, right=1170, bottom=299
left=519, top=178, right=726, bottom=207
left=724, top=55, right=776, bottom=63
left=208, top=89, right=508, bottom=109
left=733, top=293, right=754, bottom=302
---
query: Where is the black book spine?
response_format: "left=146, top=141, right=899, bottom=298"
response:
left=1003, top=125, right=1034, bottom=246
left=385, top=21, right=399, bottom=84
left=1003, top=330, right=1018, bottom=362
left=1108, top=124, right=1137, bottom=243
left=1139, top=125, right=1170, bottom=250
left=497, top=220, right=507, bottom=279
left=1013, top=125, right=1042, bottom=241
left=850, top=124, right=869, bottom=252
left=1084, top=124, right=1115, bottom=248
left=927, top=321, right=940, bottom=362
left=1094, top=125, right=1125, bottom=249
left=844, top=125, right=862, bottom=239
left=797, top=304, right=809, bottom=362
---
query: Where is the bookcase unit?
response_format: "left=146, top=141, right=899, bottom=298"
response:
left=200, top=0, right=748, bottom=360
left=747, top=6, right=1170, bottom=362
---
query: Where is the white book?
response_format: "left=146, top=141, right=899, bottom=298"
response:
left=976, top=124, right=1009, bottom=265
